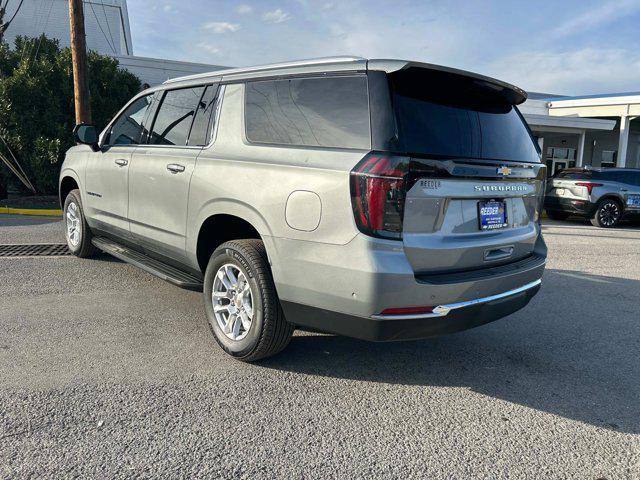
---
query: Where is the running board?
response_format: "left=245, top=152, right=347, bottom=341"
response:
left=91, top=237, right=203, bottom=290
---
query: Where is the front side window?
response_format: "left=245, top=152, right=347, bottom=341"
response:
left=106, top=95, right=152, bottom=146
left=245, top=76, right=370, bottom=149
left=148, top=86, right=205, bottom=146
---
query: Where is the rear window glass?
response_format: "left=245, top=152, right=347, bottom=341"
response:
left=245, top=76, right=370, bottom=149
left=187, top=85, right=219, bottom=146
left=554, top=170, right=589, bottom=179
left=389, top=68, right=540, bottom=162
left=149, top=86, right=205, bottom=146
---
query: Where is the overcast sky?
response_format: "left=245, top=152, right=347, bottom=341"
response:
left=127, top=0, right=640, bottom=95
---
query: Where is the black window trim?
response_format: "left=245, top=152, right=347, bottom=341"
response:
left=242, top=73, right=373, bottom=152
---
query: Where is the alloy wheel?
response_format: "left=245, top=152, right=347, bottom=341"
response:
left=598, top=201, right=620, bottom=227
left=212, top=263, right=254, bottom=340
left=66, top=202, right=82, bottom=247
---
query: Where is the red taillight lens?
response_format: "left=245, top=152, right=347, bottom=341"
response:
left=576, top=182, right=603, bottom=195
left=350, top=153, right=409, bottom=239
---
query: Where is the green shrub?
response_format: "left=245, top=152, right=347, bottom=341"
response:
left=0, top=36, right=141, bottom=194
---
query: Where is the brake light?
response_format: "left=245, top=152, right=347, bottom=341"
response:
left=576, top=182, right=603, bottom=195
left=350, top=153, right=409, bottom=239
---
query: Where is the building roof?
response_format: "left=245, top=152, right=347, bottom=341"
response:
left=549, top=92, right=640, bottom=108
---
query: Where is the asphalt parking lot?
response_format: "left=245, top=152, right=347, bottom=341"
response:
left=0, top=215, right=638, bottom=478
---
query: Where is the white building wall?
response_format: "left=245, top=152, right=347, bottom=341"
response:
left=3, top=0, right=132, bottom=55
left=114, top=55, right=226, bottom=87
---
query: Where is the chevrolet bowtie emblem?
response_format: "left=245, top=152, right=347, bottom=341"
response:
left=497, top=166, right=512, bottom=176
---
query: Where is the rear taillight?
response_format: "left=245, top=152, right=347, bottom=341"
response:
left=350, top=153, right=409, bottom=240
left=576, top=182, right=603, bottom=195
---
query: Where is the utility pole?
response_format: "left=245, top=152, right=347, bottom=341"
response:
left=69, top=0, right=91, bottom=125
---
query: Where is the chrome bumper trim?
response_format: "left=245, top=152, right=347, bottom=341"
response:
left=371, top=279, right=542, bottom=320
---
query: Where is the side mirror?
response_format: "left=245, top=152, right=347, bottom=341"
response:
left=73, top=124, right=99, bottom=151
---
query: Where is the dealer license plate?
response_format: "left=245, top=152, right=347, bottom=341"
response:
left=627, top=195, right=640, bottom=207
left=478, top=200, right=508, bottom=231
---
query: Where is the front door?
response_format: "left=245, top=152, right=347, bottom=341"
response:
left=127, top=84, right=218, bottom=263
left=84, top=94, right=155, bottom=237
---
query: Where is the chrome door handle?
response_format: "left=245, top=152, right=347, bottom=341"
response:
left=167, top=163, right=185, bottom=174
left=621, top=188, right=628, bottom=192
left=115, top=158, right=128, bottom=167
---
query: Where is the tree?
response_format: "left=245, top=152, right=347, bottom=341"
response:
left=0, top=35, right=141, bottom=194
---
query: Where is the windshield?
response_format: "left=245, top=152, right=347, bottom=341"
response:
left=388, top=68, right=540, bottom=163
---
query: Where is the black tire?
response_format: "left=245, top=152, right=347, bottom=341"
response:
left=590, top=198, right=622, bottom=228
left=545, top=209, right=570, bottom=221
left=63, top=189, right=97, bottom=258
left=203, top=239, right=294, bottom=362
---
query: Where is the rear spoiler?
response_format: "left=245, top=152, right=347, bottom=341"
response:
left=367, top=59, right=528, bottom=105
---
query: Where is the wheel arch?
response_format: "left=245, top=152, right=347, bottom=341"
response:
left=59, top=173, right=81, bottom=208
left=597, top=194, right=625, bottom=212
left=195, top=213, right=266, bottom=273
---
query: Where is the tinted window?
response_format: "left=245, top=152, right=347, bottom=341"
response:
left=140, top=92, right=163, bottom=144
left=593, top=171, right=632, bottom=183
left=149, top=87, right=205, bottom=146
left=187, top=85, right=219, bottom=146
left=555, top=170, right=589, bottom=180
left=389, top=68, right=540, bottom=162
left=107, top=95, right=152, bottom=146
left=245, top=76, right=370, bottom=149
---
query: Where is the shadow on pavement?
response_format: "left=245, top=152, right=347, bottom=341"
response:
left=261, top=269, right=640, bottom=434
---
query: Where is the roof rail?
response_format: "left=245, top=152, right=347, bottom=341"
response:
left=163, top=56, right=367, bottom=84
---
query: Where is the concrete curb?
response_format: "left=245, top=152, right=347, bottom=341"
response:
left=0, top=206, right=63, bottom=217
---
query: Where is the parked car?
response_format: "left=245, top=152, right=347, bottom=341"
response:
left=59, top=57, right=547, bottom=361
left=545, top=167, right=640, bottom=227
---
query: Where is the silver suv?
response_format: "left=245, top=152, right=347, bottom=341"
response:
left=59, top=57, right=547, bottom=361
left=545, top=168, right=640, bottom=227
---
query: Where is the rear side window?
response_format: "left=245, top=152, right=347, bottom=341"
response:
left=149, top=86, right=205, bottom=145
left=106, top=94, right=153, bottom=146
left=388, top=68, right=540, bottom=162
left=592, top=171, right=631, bottom=183
left=188, top=85, right=219, bottom=146
left=245, top=76, right=370, bottom=149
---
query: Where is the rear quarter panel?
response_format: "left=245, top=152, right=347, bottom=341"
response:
left=185, top=82, right=367, bottom=271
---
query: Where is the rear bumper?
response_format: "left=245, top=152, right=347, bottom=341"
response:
left=544, top=196, right=594, bottom=215
left=271, top=231, right=546, bottom=341
left=281, top=280, right=541, bottom=341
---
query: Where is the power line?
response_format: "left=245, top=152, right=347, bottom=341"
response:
left=87, top=1, right=116, bottom=54
left=100, top=0, right=117, bottom=54
left=3, top=0, right=24, bottom=28
left=30, top=0, right=55, bottom=65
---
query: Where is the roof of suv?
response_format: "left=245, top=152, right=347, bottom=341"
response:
left=161, top=56, right=528, bottom=105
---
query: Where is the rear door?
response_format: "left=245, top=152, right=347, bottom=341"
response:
left=382, top=67, right=545, bottom=274
left=128, top=84, right=220, bottom=262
